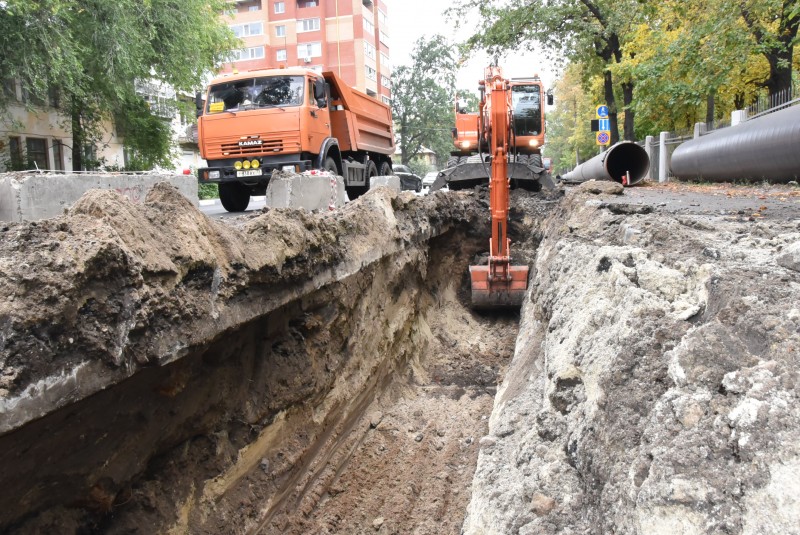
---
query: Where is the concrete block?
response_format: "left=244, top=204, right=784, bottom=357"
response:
left=265, top=172, right=347, bottom=211
left=370, top=175, right=401, bottom=192
left=0, top=172, right=198, bottom=222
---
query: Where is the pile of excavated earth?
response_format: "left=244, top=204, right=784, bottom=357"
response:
left=0, top=176, right=799, bottom=534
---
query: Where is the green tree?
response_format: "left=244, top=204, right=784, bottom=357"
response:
left=0, top=0, right=238, bottom=170
left=738, top=0, right=799, bottom=98
left=450, top=0, right=646, bottom=143
left=544, top=63, right=600, bottom=173
left=391, top=35, right=457, bottom=169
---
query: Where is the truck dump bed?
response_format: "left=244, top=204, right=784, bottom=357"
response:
left=324, top=71, right=395, bottom=155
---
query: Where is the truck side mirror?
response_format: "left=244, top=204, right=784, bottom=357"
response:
left=546, top=91, right=554, bottom=106
left=195, top=91, right=203, bottom=117
left=314, top=79, right=327, bottom=108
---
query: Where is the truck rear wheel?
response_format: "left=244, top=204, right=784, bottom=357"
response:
left=219, top=182, right=251, bottom=212
left=346, top=161, right=376, bottom=200
left=323, top=156, right=338, bottom=176
left=379, top=162, right=392, bottom=176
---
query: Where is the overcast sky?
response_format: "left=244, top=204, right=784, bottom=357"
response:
left=387, top=0, right=556, bottom=92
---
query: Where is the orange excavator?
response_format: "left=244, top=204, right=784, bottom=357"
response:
left=468, top=66, right=529, bottom=309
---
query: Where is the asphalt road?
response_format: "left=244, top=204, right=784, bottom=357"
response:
left=199, top=196, right=267, bottom=218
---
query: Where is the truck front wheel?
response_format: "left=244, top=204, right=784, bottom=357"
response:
left=219, top=182, right=251, bottom=212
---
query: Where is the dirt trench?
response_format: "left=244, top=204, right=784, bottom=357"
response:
left=0, top=183, right=557, bottom=534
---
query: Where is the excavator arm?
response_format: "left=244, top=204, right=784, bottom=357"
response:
left=469, top=66, right=529, bottom=310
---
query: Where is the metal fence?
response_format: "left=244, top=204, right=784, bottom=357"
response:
left=746, top=87, right=795, bottom=118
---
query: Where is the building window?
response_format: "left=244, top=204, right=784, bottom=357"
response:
left=231, top=22, right=264, bottom=38
left=22, top=84, right=46, bottom=107
left=300, top=0, right=319, bottom=6
left=276, top=49, right=287, bottom=61
left=274, top=1, right=284, bottom=13
left=381, top=95, right=391, bottom=105
left=7, top=136, right=23, bottom=170
left=26, top=137, right=48, bottom=170
left=2, top=79, right=17, bottom=101
left=297, top=18, right=320, bottom=33
left=232, top=46, right=266, bottom=62
left=366, top=88, right=377, bottom=97
left=364, top=41, right=376, bottom=59
left=52, top=139, right=64, bottom=171
left=379, top=29, right=389, bottom=45
left=381, top=75, right=390, bottom=88
left=363, top=17, right=374, bottom=35
left=297, top=42, right=322, bottom=59
left=380, top=52, right=390, bottom=71
left=237, top=0, right=261, bottom=12
left=378, top=10, right=387, bottom=25
left=276, top=24, right=286, bottom=37
left=362, top=0, right=373, bottom=9
left=82, top=144, right=97, bottom=170
left=365, top=65, right=376, bottom=81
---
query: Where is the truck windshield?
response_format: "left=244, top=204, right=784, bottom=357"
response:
left=206, top=76, right=305, bottom=113
left=511, top=85, right=542, bottom=136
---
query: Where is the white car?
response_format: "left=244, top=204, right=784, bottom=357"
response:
left=422, top=172, right=439, bottom=188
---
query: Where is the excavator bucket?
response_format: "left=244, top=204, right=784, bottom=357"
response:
left=469, top=264, right=529, bottom=310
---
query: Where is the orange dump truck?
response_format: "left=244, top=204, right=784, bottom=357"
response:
left=197, top=67, right=395, bottom=211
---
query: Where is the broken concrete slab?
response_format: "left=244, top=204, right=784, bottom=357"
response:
left=0, top=171, right=198, bottom=222
left=264, top=171, right=347, bottom=211
left=370, top=175, right=402, bottom=192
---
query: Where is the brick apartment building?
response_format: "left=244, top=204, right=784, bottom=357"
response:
left=224, top=0, right=392, bottom=104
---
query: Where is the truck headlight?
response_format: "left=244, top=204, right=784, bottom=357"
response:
left=461, top=141, right=471, bottom=149
left=251, top=159, right=260, bottom=169
left=234, top=161, right=243, bottom=170
left=529, top=139, right=540, bottom=147
left=242, top=160, right=251, bottom=169
left=209, top=170, right=220, bottom=179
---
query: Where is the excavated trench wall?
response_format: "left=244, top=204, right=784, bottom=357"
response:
left=464, top=182, right=800, bottom=534
left=0, top=183, right=511, bottom=533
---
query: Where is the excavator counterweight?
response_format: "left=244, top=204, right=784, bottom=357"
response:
left=468, top=66, right=529, bottom=310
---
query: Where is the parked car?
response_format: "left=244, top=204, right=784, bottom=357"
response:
left=422, top=172, right=439, bottom=189
left=392, top=164, right=423, bottom=192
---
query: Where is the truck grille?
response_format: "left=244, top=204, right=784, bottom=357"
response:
left=207, top=134, right=301, bottom=159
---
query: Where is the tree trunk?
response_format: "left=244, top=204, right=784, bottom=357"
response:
left=603, top=70, right=620, bottom=145
left=70, top=100, right=83, bottom=172
left=706, top=91, right=715, bottom=125
left=621, top=81, right=634, bottom=140
left=765, top=45, right=795, bottom=98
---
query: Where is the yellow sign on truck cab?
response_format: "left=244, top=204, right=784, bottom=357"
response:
left=209, top=102, right=225, bottom=113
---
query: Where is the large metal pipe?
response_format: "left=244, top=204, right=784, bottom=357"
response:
left=671, top=104, right=800, bottom=182
left=560, top=141, right=650, bottom=185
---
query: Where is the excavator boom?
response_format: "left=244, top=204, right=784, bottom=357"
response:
left=469, top=66, right=529, bottom=310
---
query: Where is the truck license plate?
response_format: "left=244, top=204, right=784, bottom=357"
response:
left=236, top=169, right=262, bottom=178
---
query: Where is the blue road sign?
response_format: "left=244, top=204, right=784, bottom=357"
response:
left=596, top=105, right=609, bottom=118
left=599, top=118, right=610, bottom=131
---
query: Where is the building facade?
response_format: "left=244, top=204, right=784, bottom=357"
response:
left=223, top=0, right=391, bottom=104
